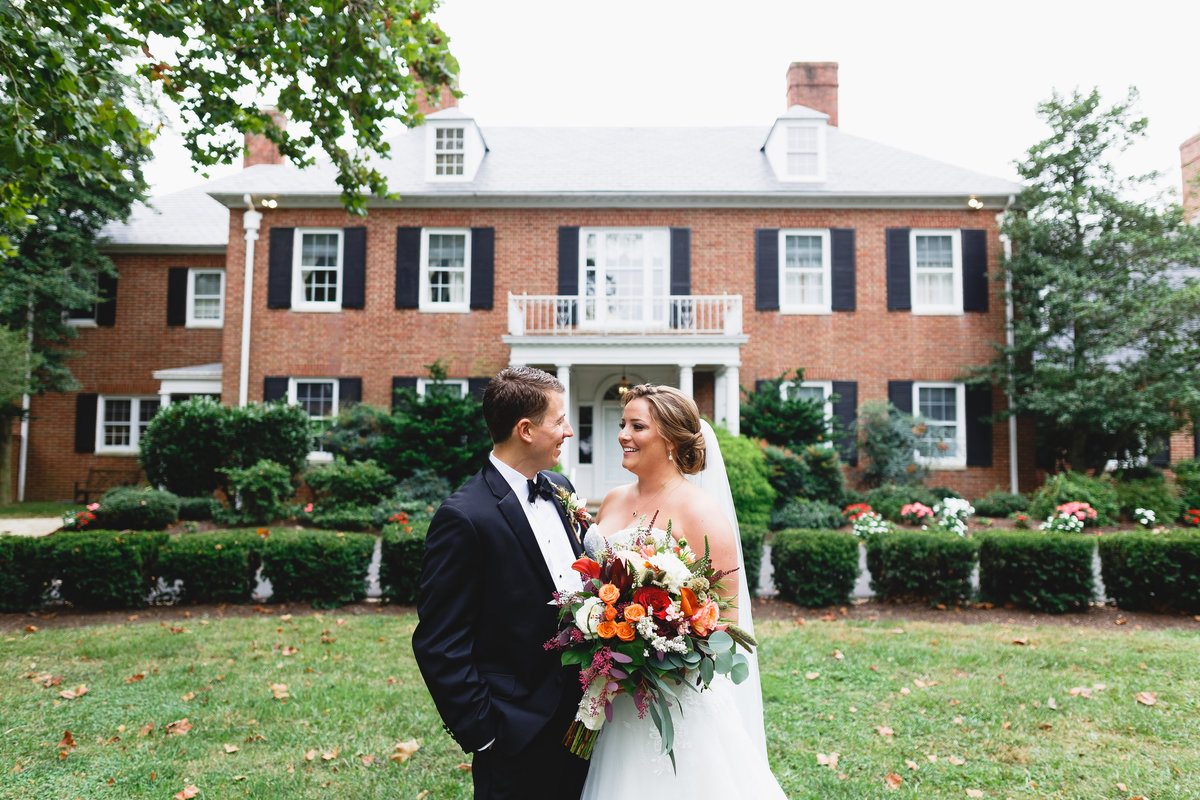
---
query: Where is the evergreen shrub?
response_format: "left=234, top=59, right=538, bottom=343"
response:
left=770, top=498, right=846, bottom=531
left=711, top=425, right=775, bottom=529
left=139, top=397, right=230, bottom=494
left=50, top=531, right=167, bottom=608
left=857, top=400, right=927, bottom=488
left=739, top=525, right=766, bottom=597
left=1027, top=471, right=1119, bottom=526
left=321, top=402, right=391, bottom=463
left=972, top=490, right=1029, bottom=518
left=1099, top=531, right=1200, bottom=612
left=1113, top=475, right=1182, bottom=525
left=740, top=370, right=832, bottom=448
left=178, top=496, right=219, bottom=521
left=1172, top=459, right=1200, bottom=514
left=94, top=487, right=180, bottom=530
left=260, top=530, right=374, bottom=608
left=219, top=459, right=293, bottom=524
left=0, top=535, right=51, bottom=611
left=865, top=484, right=939, bottom=523
left=157, top=531, right=263, bottom=603
left=380, top=517, right=429, bottom=604
left=770, top=529, right=859, bottom=607
left=978, top=531, right=1095, bottom=613
left=865, top=531, right=978, bottom=606
left=305, top=457, right=396, bottom=510
left=226, top=401, right=312, bottom=475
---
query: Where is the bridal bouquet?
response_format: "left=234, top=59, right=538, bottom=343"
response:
left=544, top=515, right=756, bottom=768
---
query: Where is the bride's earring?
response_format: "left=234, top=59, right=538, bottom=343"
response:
left=668, top=452, right=674, bottom=462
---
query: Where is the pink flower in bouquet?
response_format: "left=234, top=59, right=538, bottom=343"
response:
left=690, top=598, right=720, bottom=636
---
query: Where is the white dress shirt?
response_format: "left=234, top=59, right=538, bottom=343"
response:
left=489, top=454, right=580, bottom=594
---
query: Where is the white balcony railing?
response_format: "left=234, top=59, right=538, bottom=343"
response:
left=507, top=293, right=742, bottom=336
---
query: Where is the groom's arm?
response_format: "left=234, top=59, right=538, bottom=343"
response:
left=411, top=501, right=499, bottom=753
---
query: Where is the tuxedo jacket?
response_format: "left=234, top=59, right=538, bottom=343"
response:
left=411, top=461, right=585, bottom=756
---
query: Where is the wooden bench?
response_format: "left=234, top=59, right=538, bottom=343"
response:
left=73, top=468, right=143, bottom=504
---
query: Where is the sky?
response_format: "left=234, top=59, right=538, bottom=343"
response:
left=144, top=0, right=1200, bottom=200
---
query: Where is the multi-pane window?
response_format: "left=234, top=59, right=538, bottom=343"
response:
left=580, top=228, right=669, bottom=326
left=779, top=229, right=830, bottom=312
left=293, top=230, right=342, bottom=310
left=420, top=230, right=470, bottom=311
left=97, top=396, right=160, bottom=453
left=66, top=272, right=99, bottom=326
left=786, top=126, right=820, bottom=177
left=911, top=230, right=962, bottom=314
left=187, top=269, right=224, bottom=327
left=290, top=379, right=338, bottom=460
left=577, top=405, right=594, bottom=464
left=914, top=383, right=965, bottom=466
left=416, top=378, right=466, bottom=399
left=780, top=380, right=834, bottom=440
left=434, top=127, right=465, bottom=176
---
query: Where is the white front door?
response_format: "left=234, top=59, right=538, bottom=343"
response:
left=600, top=404, right=628, bottom=489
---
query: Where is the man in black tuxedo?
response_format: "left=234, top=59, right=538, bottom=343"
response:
left=412, top=366, right=590, bottom=800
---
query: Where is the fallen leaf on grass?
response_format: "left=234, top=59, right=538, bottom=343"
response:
left=904, top=759, right=919, bottom=771
left=1012, top=637, right=1029, bottom=645
left=58, top=731, right=76, bottom=753
left=126, top=673, right=145, bottom=684
left=224, top=744, right=239, bottom=754
left=948, top=755, right=965, bottom=765
left=181, top=692, right=195, bottom=702
left=59, top=684, right=88, bottom=700
left=876, top=725, right=894, bottom=736
left=831, top=650, right=844, bottom=660
left=1038, top=722, right=1053, bottom=730
left=173, top=785, right=199, bottom=800
left=270, top=683, right=289, bottom=700
left=1069, top=687, right=1093, bottom=699
left=417, top=792, right=430, bottom=800
left=389, top=740, right=421, bottom=763
left=304, top=749, right=317, bottom=762
left=966, top=791, right=983, bottom=798
left=321, top=749, right=338, bottom=761
left=816, top=752, right=839, bottom=768
left=805, top=672, right=820, bottom=680
left=361, top=754, right=376, bottom=766
left=885, top=772, right=902, bottom=789
left=166, top=719, right=192, bottom=736
left=1117, top=784, right=1127, bottom=792
left=1046, top=697, right=1058, bottom=710
left=280, top=646, right=299, bottom=657
left=24, top=625, right=37, bottom=633
left=168, top=627, right=189, bottom=634
left=1136, top=692, right=1157, bottom=706
left=455, top=763, right=471, bottom=771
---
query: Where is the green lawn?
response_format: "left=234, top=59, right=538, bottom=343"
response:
left=0, top=501, right=78, bottom=519
left=1, top=613, right=1197, bottom=799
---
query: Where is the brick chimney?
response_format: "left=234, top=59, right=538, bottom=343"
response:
left=415, top=83, right=458, bottom=117
left=1182, top=131, right=1200, bottom=223
left=243, top=108, right=287, bottom=169
left=786, top=62, right=838, bottom=127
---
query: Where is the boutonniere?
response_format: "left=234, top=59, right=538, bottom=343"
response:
left=554, top=486, right=594, bottom=533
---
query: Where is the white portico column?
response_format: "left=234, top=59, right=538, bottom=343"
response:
left=556, top=364, right=572, bottom=476
left=724, top=365, right=740, bottom=436
left=678, top=363, right=694, bottom=398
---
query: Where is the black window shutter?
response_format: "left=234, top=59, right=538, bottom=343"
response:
left=961, top=229, right=988, bottom=312
left=267, top=228, right=294, bottom=309
left=965, top=384, right=993, bottom=467
left=1150, top=445, right=1169, bottom=468
left=755, top=379, right=771, bottom=396
left=395, top=227, right=421, bottom=309
left=888, top=380, right=914, bottom=414
left=74, top=394, right=98, bottom=454
left=392, top=377, right=418, bottom=411
left=96, top=272, right=118, bottom=326
left=886, top=228, right=911, bottom=311
left=263, top=376, right=289, bottom=402
left=341, top=227, right=367, bottom=309
left=166, top=267, right=188, bottom=326
left=1195, top=428, right=1199, bottom=460
left=557, top=226, right=580, bottom=326
left=470, top=227, right=495, bottom=310
left=669, top=228, right=691, bottom=295
left=831, top=381, right=858, bottom=466
left=830, top=229, right=856, bottom=311
left=468, top=377, right=490, bottom=401
left=339, top=377, right=362, bottom=407
left=755, top=229, right=779, bottom=310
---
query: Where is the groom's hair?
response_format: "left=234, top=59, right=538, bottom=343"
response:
left=482, top=366, right=565, bottom=443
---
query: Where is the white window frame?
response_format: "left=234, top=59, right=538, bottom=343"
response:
left=95, top=395, right=160, bottom=455
left=778, top=229, right=832, bottom=314
left=418, top=228, right=472, bottom=313
left=65, top=271, right=99, bottom=327
left=910, top=229, right=963, bottom=315
left=779, top=379, right=835, bottom=446
left=785, top=124, right=824, bottom=179
left=577, top=227, right=671, bottom=329
left=433, top=126, right=466, bottom=177
left=288, top=378, right=339, bottom=462
left=186, top=268, right=225, bottom=328
left=416, top=378, right=467, bottom=399
left=291, top=228, right=343, bottom=312
left=913, top=382, right=967, bottom=469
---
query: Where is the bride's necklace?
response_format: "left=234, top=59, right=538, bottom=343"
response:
left=631, top=476, right=684, bottom=518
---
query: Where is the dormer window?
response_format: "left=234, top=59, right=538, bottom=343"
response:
left=787, top=126, right=820, bottom=177
left=435, top=127, right=465, bottom=176
left=762, top=108, right=828, bottom=183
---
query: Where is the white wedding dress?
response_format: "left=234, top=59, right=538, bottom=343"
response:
left=578, top=422, right=787, bottom=798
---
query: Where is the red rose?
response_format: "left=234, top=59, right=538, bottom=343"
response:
left=633, top=586, right=672, bottom=618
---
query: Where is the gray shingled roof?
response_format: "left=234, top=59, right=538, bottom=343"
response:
left=100, top=185, right=228, bottom=251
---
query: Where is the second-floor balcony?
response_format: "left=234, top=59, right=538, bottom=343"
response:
left=507, top=293, right=743, bottom=336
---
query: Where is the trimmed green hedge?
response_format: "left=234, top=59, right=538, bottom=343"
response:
left=866, top=531, right=978, bottom=607
left=740, top=525, right=766, bottom=598
left=379, top=519, right=429, bottom=604
left=770, top=529, right=860, bottom=607
left=1099, top=531, right=1200, bottom=612
left=50, top=531, right=168, bottom=609
left=157, top=531, right=264, bottom=604
left=978, top=531, right=1095, bottom=613
left=94, top=487, right=180, bottom=531
left=260, top=530, right=374, bottom=608
left=0, top=535, right=51, bottom=611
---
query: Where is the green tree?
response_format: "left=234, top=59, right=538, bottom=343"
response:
left=976, top=88, right=1200, bottom=472
left=740, top=369, right=834, bottom=449
left=856, top=400, right=927, bottom=489
left=0, top=324, right=42, bottom=504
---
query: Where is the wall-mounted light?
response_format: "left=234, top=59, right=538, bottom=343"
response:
left=261, top=197, right=278, bottom=209
left=967, top=195, right=984, bottom=210
left=616, top=372, right=631, bottom=395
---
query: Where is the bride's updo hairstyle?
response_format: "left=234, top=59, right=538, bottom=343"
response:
left=622, top=384, right=706, bottom=475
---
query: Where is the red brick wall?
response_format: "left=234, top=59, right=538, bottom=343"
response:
left=221, top=205, right=1011, bottom=497
left=21, top=253, right=224, bottom=501
left=1181, top=131, right=1200, bottom=223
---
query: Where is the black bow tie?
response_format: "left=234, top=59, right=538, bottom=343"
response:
left=527, top=474, right=557, bottom=504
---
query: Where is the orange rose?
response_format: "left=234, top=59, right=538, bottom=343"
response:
left=596, top=621, right=618, bottom=639
left=598, top=583, right=620, bottom=604
left=623, top=603, right=646, bottom=622
left=604, top=603, right=618, bottom=621
left=615, top=622, right=635, bottom=641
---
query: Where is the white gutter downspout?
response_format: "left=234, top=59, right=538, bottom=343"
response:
left=999, top=194, right=1019, bottom=494
left=16, top=298, right=33, bottom=501
left=238, top=195, right=263, bottom=407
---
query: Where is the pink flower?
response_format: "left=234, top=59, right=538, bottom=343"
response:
left=690, top=598, right=721, bottom=637
left=86, top=503, right=100, bottom=511
left=304, top=503, right=313, bottom=513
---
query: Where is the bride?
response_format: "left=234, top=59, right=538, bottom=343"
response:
left=579, top=384, right=786, bottom=797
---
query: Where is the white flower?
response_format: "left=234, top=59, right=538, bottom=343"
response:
left=645, top=552, right=693, bottom=593
left=574, top=596, right=604, bottom=638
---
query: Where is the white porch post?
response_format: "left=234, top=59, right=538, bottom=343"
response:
left=724, top=365, right=740, bottom=436
left=714, top=369, right=728, bottom=430
left=238, top=196, right=263, bottom=408
left=678, top=363, right=694, bottom=398
left=556, top=363, right=572, bottom=476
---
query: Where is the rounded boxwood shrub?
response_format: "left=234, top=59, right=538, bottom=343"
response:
left=1173, top=459, right=1200, bottom=515
left=0, top=535, right=51, bottom=611
left=140, top=397, right=231, bottom=495
left=260, top=529, right=374, bottom=608
left=1099, top=531, right=1200, bottom=612
left=1113, top=475, right=1182, bottom=526
left=305, top=457, right=396, bottom=511
left=219, top=459, right=293, bottom=524
left=50, top=531, right=167, bottom=609
left=157, top=531, right=264, bottom=604
left=740, top=525, right=766, bottom=597
left=379, top=517, right=429, bottom=604
left=712, top=425, right=775, bottom=529
left=178, top=496, right=220, bottom=521
left=865, top=484, right=938, bottom=523
left=94, top=487, right=180, bottom=531
left=978, top=531, right=1095, bottom=613
left=1027, top=471, right=1119, bottom=526
left=770, top=529, right=859, bottom=607
left=770, top=498, right=846, bottom=531
left=865, top=530, right=978, bottom=607
left=972, top=490, right=1029, bottom=518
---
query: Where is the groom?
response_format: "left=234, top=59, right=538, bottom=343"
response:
left=412, top=366, right=590, bottom=800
